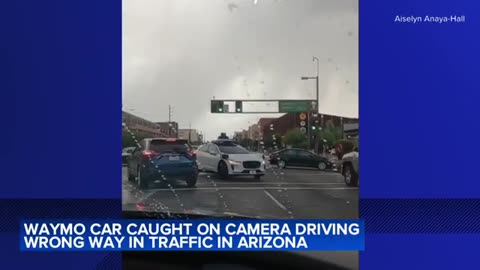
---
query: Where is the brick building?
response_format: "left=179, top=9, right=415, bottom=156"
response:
left=122, top=111, right=169, bottom=138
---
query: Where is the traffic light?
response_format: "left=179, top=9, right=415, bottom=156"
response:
left=312, top=119, right=319, bottom=130
left=297, top=112, right=307, bottom=134
left=211, top=100, right=224, bottom=113
left=235, top=101, right=242, bottom=113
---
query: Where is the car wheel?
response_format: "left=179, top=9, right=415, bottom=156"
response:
left=278, top=160, right=286, bottom=169
left=186, top=176, right=197, bottom=188
left=343, top=164, right=358, bottom=187
left=318, top=161, right=327, bottom=170
left=137, top=167, right=148, bottom=189
left=186, top=167, right=198, bottom=187
left=218, top=161, right=229, bottom=180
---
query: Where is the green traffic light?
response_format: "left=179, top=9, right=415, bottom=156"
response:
left=211, top=100, right=225, bottom=113
left=235, top=101, right=242, bottom=113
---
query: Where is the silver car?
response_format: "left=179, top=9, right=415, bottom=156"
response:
left=339, top=151, right=359, bottom=187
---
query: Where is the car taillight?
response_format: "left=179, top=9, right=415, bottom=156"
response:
left=143, top=150, right=157, bottom=157
left=188, top=151, right=197, bottom=158
left=136, top=203, right=145, bottom=211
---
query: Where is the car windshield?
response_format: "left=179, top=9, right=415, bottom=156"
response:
left=149, top=140, right=190, bottom=154
left=218, top=145, right=250, bottom=154
left=122, top=0, right=358, bottom=237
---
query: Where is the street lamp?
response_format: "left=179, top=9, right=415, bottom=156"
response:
left=301, top=56, right=320, bottom=151
left=300, top=57, right=319, bottom=107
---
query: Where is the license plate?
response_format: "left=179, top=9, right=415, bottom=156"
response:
left=249, top=170, right=256, bottom=174
left=169, top=156, right=180, bottom=161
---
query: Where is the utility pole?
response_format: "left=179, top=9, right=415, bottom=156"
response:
left=302, top=57, right=319, bottom=151
left=188, top=122, right=192, bottom=144
left=308, top=56, right=320, bottom=152
left=313, top=57, right=319, bottom=108
left=168, top=105, right=172, bottom=122
left=307, top=112, right=311, bottom=150
left=168, top=105, right=173, bottom=137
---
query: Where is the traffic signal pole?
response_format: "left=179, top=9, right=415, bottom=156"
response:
left=307, top=112, right=310, bottom=151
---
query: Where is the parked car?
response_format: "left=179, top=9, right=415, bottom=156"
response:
left=196, top=139, right=266, bottom=180
left=268, top=148, right=335, bottom=170
left=126, top=138, right=198, bottom=188
left=338, top=151, right=359, bottom=187
left=122, top=147, right=136, bottom=165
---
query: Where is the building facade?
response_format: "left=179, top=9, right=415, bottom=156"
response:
left=178, top=129, right=201, bottom=143
left=122, top=111, right=169, bottom=138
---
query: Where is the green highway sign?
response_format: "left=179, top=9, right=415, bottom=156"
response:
left=279, top=100, right=315, bottom=113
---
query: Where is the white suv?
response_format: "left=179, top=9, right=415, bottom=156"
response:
left=339, top=151, right=359, bottom=187
left=196, top=140, right=266, bottom=180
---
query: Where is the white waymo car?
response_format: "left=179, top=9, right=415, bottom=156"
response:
left=196, top=140, right=266, bottom=180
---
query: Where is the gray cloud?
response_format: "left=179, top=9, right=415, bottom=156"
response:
left=123, top=0, right=358, bottom=140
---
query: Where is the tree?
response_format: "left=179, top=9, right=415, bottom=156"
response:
left=283, top=129, right=308, bottom=149
left=316, top=127, right=342, bottom=148
left=262, top=131, right=282, bottom=150
left=122, top=129, right=148, bottom=148
left=122, top=130, right=137, bottom=148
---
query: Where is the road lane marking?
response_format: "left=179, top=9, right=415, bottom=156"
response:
left=263, top=190, right=289, bottom=211
left=141, top=187, right=358, bottom=192
left=195, top=182, right=344, bottom=186
left=268, top=173, right=341, bottom=176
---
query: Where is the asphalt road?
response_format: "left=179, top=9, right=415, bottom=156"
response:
left=122, top=164, right=359, bottom=269
left=122, top=165, right=358, bottom=219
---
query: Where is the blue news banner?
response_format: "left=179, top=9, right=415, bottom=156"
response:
left=20, top=220, right=364, bottom=251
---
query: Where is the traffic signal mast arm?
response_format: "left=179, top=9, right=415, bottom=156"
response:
left=210, top=99, right=318, bottom=114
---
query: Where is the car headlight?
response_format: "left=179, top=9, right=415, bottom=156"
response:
left=228, top=160, right=242, bottom=165
left=261, top=160, right=265, bottom=165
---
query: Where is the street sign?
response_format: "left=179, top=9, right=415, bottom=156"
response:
left=300, top=127, right=306, bottom=134
left=279, top=101, right=313, bottom=113
left=300, top=121, right=306, bottom=126
left=299, top=113, right=307, bottom=121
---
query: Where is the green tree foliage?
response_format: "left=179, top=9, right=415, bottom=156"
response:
left=122, top=130, right=137, bottom=148
left=315, top=127, right=342, bottom=148
left=283, top=129, right=308, bottom=149
left=122, top=129, right=149, bottom=149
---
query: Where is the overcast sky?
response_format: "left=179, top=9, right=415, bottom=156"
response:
left=123, top=0, right=358, bottom=141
